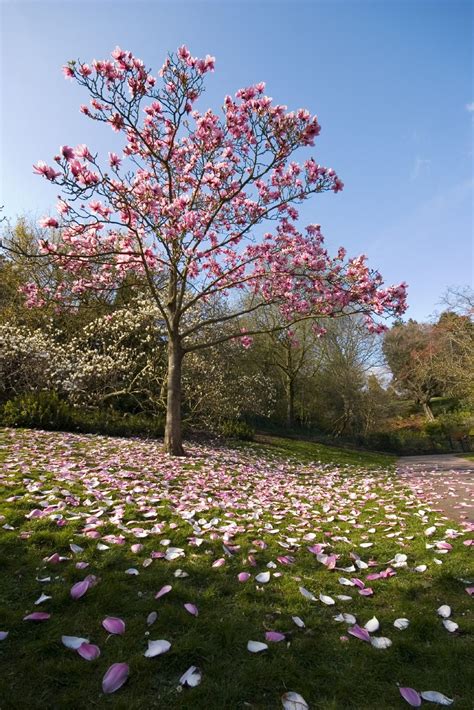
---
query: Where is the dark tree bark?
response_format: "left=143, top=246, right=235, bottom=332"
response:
left=163, top=337, right=185, bottom=455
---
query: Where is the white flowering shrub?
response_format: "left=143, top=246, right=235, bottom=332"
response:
left=0, top=298, right=275, bottom=431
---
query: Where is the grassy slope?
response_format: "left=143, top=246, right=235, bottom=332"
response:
left=0, top=428, right=472, bottom=710
left=252, top=434, right=396, bottom=469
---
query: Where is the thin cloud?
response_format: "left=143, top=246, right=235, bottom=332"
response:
left=466, top=102, right=474, bottom=112
left=410, top=156, right=431, bottom=181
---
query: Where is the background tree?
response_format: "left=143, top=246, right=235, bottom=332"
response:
left=383, top=320, right=441, bottom=420
left=313, top=315, right=382, bottom=436
left=248, top=306, right=324, bottom=428
left=17, top=45, right=407, bottom=454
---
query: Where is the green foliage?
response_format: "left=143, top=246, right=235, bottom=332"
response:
left=219, top=419, right=255, bottom=441
left=0, top=392, right=165, bottom=439
left=1, top=391, right=73, bottom=430
left=424, top=411, right=474, bottom=439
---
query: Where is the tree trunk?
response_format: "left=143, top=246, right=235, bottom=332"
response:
left=286, top=377, right=295, bottom=429
left=164, top=338, right=185, bottom=455
left=422, top=400, right=435, bottom=421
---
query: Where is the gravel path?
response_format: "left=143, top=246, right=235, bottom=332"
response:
left=397, top=454, right=474, bottom=525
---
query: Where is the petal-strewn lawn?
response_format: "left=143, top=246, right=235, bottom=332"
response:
left=0, top=428, right=472, bottom=709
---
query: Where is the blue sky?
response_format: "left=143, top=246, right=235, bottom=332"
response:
left=1, top=0, right=472, bottom=321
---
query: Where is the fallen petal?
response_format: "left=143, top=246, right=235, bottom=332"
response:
left=394, top=618, right=410, bottom=630
left=281, top=691, right=309, bottom=709
left=238, top=572, right=251, bottom=582
left=247, top=640, right=268, bottom=653
left=144, top=639, right=171, bottom=657
left=319, top=593, right=335, bottom=605
left=292, top=616, right=305, bottom=628
left=442, top=619, right=459, bottom=633
left=370, top=636, right=392, bottom=649
left=265, top=631, right=285, bottom=642
left=399, top=687, right=422, bottom=707
left=420, top=690, right=454, bottom=705
left=364, top=617, right=380, bottom=633
left=147, top=612, right=157, bottom=626
left=23, top=612, right=50, bottom=621
left=184, top=603, right=198, bottom=617
left=35, top=593, right=52, bottom=605
left=77, top=642, right=100, bottom=660
left=102, top=617, right=125, bottom=635
left=155, top=585, right=172, bottom=599
left=102, top=663, right=129, bottom=694
left=62, top=635, right=89, bottom=650
left=348, top=624, right=370, bottom=642
left=255, top=571, right=270, bottom=583
left=70, top=579, right=90, bottom=600
left=437, top=605, right=451, bottom=619
left=179, top=665, right=202, bottom=687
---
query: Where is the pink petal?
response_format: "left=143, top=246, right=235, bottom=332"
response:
left=359, top=587, right=374, bottom=596
left=238, top=572, right=251, bottom=582
left=348, top=624, right=370, bottom=642
left=45, top=553, right=61, bottom=564
left=212, top=558, right=225, bottom=568
left=77, top=642, right=101, bottom=660
left=399, top=687, right=422, bottom=707
left=23, top=612, right=50, bottom=621
left=102, top=662, right=129, bottom=694
left=265, top=631, right=285, bottom=642
left=155, top=584, right=172, bottom=599
left=184, top=603, right=198, bottom=616
left=102, top=617, right=125, bottom=635
left=466, top=586, right=474, bottom=596
left=70, top=579, right=90, bottom=600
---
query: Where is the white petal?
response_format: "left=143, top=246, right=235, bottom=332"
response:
left=319, top=593, right=335, bottom=605
left=35, top=593, right=52, bottom=605
left=336, top=594, right=353, bottom=601
left=247, top=640, right=268, bottom=653
left=394, top=618, right=410, bottom=630
left=144, top=639, right=171, bottom=657
left=442, top=619, right=458, bottom=633
left=299, top=586, right=316, bottom=601
left=292, top=616, right=305, bottom=628
left=364, top=616, right=380, bottom=633
left=437, top=605, right=451, bottom=619
left=338, top=577, right=355, bottom=586
left=62, top=635, right=89, bottom=650
left=179, top=665, right=202, bottom=687
left=420, top=691, right=454, bottom=705
left=255, top=571, right=271, bottom=583
left=415, top=565, right=427, bottom=572
left=281, top=691, right=309, bottom=709
left=125, top=568, right=139, bottom=575
left=146, top=612, right=157, bottom=626
left=370, top=636, right=392, bottom=649
left=425, top=526, right=437, bottom=536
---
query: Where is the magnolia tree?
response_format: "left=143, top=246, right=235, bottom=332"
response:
left=26, top=45, right=407, bottom=454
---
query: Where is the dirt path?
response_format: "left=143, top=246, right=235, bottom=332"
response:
left=396, top=454, right=474, bottom=525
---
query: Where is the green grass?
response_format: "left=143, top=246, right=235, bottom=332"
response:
left=0, top=427, right=472, bottom=710
left=253, top=434, right=396, bottom=469
left=457, top=452, right=474, bottom=462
